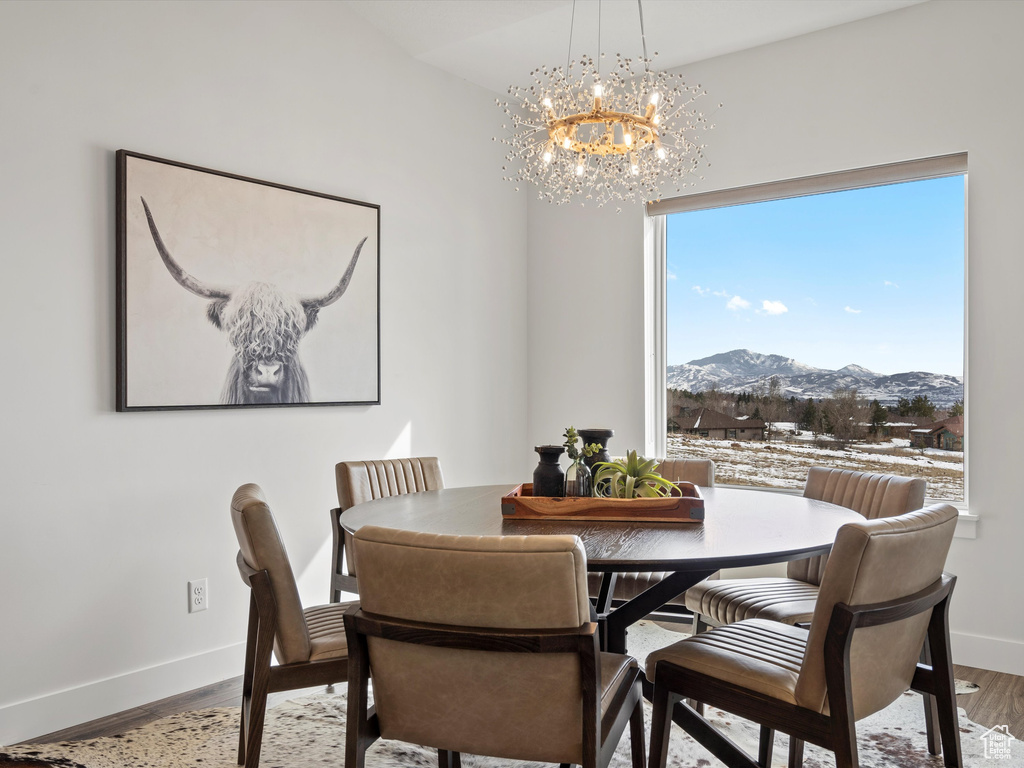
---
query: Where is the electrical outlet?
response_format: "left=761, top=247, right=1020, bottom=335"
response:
left=188, top=578, right=208, bottom=613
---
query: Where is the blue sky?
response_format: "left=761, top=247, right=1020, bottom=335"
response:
left=666, top=176, right=965, bottom=376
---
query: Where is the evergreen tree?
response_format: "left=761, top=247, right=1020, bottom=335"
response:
left=949, top=399, right=964, bottom=417
left=869, top=399, right=888, bottom=436
left=799, top=398, right=818, bottom=431
left=909, top=394, right=936, bottom=419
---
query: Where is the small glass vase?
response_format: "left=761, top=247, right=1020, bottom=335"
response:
left=564, top=458, right=593, bottom=498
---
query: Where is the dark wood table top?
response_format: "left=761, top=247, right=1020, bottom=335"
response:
left=340, top=484, right=863, bottom=573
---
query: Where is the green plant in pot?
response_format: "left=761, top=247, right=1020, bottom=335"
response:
left=593, top=450, right=680, bottom=498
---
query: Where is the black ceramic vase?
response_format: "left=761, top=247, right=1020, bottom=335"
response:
left=579, top=428, right=614, bottom=474
left=533, top=445, right=565, bottom=497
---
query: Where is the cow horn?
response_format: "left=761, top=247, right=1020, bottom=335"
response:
left=302, top=236, right=367, bottom=310
left=140, top=197, right=231, bottom=301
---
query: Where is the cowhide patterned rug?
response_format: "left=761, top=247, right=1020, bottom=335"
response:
left=1, top=622, right=1013, bottom=768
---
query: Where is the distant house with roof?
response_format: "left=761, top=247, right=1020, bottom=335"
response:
left=910, top=414, right=964, bottom=451
left=879, top=417, right=930, bottom=439
left=670, top=407, right=766, bottom=441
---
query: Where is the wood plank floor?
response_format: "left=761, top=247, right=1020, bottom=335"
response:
left=20, top=664, right=1024, bottom=746
left=22, top=679, right=326, bottom=744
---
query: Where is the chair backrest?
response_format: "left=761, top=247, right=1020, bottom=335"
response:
left=230, top=484, right=311, bottom=665
left=336, top=457, right=444, bottom=510
left=793, top=503, right=958, bottom=718
left=790, top=468, right=927, bottom=585
left=657, top=458, right=715, bottom=487
left=351, top=525, right=592, bottom=762
left=335, top=457, right=444, bottom=579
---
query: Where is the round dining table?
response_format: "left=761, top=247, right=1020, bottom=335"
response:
left=340, top=484, right=863, bottom=654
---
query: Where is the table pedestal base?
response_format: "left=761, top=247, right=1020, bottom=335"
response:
left=594, top=570, right=717, bottom=654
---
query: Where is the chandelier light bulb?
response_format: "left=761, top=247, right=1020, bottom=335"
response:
left=593, top=82, right=603, bottom=98
left=542, top=97, right=553, bottom=109
left=657, top=147, right=667, bottom=160
left=563, top=137, right=572, bottom=149
left=650, top=91, right=660, bottom=105
left=576, top=164, right=585, bottom=176
left=543, top=151, right=553, bottom=164
left=624, top=132, right=633, bottom=147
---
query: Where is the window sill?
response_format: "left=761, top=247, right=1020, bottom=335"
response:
left=715, top=483, right=977, bottom=540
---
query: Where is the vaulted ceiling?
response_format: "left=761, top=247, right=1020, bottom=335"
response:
left=346, top=0, right=926, bottom=94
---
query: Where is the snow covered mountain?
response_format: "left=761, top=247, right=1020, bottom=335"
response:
left=667, top=349, right=963, bottom=407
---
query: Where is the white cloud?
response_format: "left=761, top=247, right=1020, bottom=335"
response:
left=884, top=280, right=899, bottom=288
left=844, top=306, right=862, bottom=314
left=667, top=270, right=677, bottom=281
left=727, top=295, right=751, bottom=311
left=712, top=290, right=730, bottom=298
left=761, top=300, right=788, bottom=315
left=691, top=284, right=706, bottom=294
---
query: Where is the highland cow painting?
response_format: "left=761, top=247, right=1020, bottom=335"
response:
left=116, top=151, right=380, bottom=411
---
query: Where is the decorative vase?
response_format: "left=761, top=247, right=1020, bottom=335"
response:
left=564, top=458, right=593, bottom=498
left=533, top=445, right=565, bottom=497
left=579, top=428, right=614, bottom=474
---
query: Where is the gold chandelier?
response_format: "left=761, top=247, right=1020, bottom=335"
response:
left=497, top=0, right=717, bottom=208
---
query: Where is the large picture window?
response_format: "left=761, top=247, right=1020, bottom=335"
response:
left=648, top=156, right=966, bottom=502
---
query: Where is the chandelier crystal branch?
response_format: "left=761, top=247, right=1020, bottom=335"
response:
left=496, top=1, right=716, bottom=207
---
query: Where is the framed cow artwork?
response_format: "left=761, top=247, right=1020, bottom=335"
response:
left=116, top=150, right=380, bottom=411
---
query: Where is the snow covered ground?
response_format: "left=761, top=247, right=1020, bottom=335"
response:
left=667, top=431, right=964, bottom=501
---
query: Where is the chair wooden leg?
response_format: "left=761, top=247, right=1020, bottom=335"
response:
left=243, top=661, right=272, bottom=768
left=788, top=736, right=804, bottom=768
left=242, top=592, right=276, bottom=768
left=687, top=615, right=707, bottom=716
left=831, top=723, right=858, bottom=768
left=921, top=639, right=941, bottom=755
left=238, top=593, right=260, bottom=766
left=237, top=704, right=247, bottom=766
left=927, top=595, right=964, bottom=768
left=629, top=697, right=646, bottom=768
left=648, top=679, right=682, bottom=768
left=437, top=750, right=461, bottom=768
left=823, top=609, right=860, bottom=768
left=344, top=626, right=379, bottom=768
left=692, top=612, right=709, bottom=635
left=757, top=726, right=774, bottom=768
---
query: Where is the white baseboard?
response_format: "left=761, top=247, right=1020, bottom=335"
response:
left=0, top=641, right=244, bottom=748
left=952, top=631, right=1024, bottom=677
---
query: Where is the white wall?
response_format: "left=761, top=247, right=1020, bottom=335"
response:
left=0, top=1, right=527, bottom=744
left=528, top=0, right=1024, bottom=675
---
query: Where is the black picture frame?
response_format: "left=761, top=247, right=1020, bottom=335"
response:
left=116, top=150, right=380, bottom=411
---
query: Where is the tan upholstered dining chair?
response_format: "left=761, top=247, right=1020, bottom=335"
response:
left=588, top=458, right=715, bottom=618
left=329, top=457, right=444, bottom=602
left=648, top=503, right=962, bottom=768
left=682, top=468, right=933, bottom=752
left=230, top=484, right=353, bottom=768
left=344, top=525, right=646, bottom=768
left=685, top=467, right=927, bottom=629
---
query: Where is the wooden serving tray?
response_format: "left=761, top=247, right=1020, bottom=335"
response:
left=501, top=482, right=705, bottom=523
